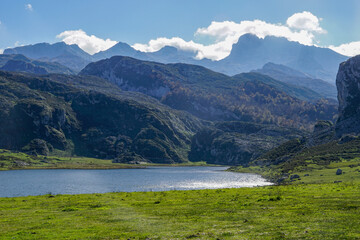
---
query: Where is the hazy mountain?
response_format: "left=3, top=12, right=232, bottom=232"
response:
left=80, top=56, right=337, bottom=130
left=0, top=54, right=75, bottom=75
left=147, top=46, right=198, bottom=64
left=212, top=34, right=348, bottom=82
left=94, top=43, right=198, bottom=64
left=253, top=62, right=338, bottom=100
left=232, top=71, right=323, bottom=102
left=93, top=42, right=147, bottom=60
left=4, top=34, right=347, bottom=82
left=4, top=42, right=92, bottom=72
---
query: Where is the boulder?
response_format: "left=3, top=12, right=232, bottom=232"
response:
left=290, top=174, right=300, bottom=180
left=336, top=169, right=343, bottom=175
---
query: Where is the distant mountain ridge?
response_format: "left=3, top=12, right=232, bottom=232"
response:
left=4, top=34, right=347, bottom=83
left=0, top=54, right=75, bottom=75
left=253, top=62, right=338, bottom=100
left=211, top=34, right=347, bottom=82
left=4, top=42, right=93, bottom=72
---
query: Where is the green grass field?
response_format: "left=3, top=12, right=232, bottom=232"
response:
left=0, top=182, right=359, bottom=239
left=1, top=149, right=360, bottom=239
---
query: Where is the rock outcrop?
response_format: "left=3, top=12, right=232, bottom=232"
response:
left=336, top=55, right=360, bottom=137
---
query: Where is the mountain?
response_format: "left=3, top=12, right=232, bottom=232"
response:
left=93, top=42, right=147, bottom=60
left=0, top=54, right=75, bottom=75
left=146, top=46, right=198, bottom=64
left=241, top=55, right=360, bottom=180
left=80, top=56, right=337, bottom=130
left=253, top=62, right=338, bottom=100
left=209, top=34, right=348, bottom=83
left=4, top=34, right=347, bottom=81
left=335, top=55, right=360, bottom=137
left=94, top=43, right=198, bottom=64
left=0, top=70, right=203, bottom=163
left=4, top=42, right=92, bottom=72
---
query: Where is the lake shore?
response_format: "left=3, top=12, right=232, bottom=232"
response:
left=0, top=149, right=221, bottom=171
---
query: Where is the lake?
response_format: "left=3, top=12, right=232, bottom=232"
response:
left=0, top=166, right=272, bottom=197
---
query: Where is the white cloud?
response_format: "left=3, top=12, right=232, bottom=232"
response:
left=0, top=49, right=3, bottom=54
left=286, top=11, right=325, bottom=33
left=25, top=4, right=33, bottom=11
left=329, top=41, right=360, bottom=57
left=56, top=29, right=117, bottom=55
left=132, top=11, right=327, bottom=60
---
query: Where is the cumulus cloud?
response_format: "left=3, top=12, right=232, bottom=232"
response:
left=132, top=11, right=327, bottom=60
left=329, top=41, right=360, bottom=57
left=0, top=49, right=3, bottom=54
left=286, top=11, right=325, bottom=33
left=56, top=29, right=117, bottom=55
left=25, top=4, right=33, bottom=11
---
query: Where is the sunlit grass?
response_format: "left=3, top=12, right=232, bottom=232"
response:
left=0, top=182, right=359, bottom=239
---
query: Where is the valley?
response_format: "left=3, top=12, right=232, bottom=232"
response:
left=0, top=4, right=360, bottom=238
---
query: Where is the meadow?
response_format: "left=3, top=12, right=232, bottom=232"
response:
left=0, top=158, right=359, bottom=239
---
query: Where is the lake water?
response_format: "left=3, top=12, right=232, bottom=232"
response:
left=0, top=166, right=272, bottom=197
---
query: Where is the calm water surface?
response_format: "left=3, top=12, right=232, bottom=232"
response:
left=0, top=166, right=272, bottom=197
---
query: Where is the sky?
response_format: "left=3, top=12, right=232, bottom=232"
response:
left=0, top=0, right=359, bottom=59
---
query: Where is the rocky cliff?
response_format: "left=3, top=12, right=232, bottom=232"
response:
left=336, top=55, right=360, bottom=137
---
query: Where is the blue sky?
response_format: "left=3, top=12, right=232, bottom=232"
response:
left=0, top=0, right=359, bottom=58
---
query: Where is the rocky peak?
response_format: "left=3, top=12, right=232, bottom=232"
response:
left=336, top=55, right=360, bottom=136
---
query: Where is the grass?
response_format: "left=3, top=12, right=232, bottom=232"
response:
left=0, top=149, right=145, bottom=170
left=1, top=149, right=360, bottom=239
left=289, top=159, right=360, bottom=185
left=0, top=182, right=359, bottom=239
left=0, top=149, right=215, bottom=171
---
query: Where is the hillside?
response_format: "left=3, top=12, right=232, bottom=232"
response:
left=189, top=121, right=304, bottom=166
left=0, top=71, right=203, bottom=163
left=235, top=55, right=360, bottom=182
left=80, top=56, right=337, bottom=130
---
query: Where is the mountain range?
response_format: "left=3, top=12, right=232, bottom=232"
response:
left=80, top=56, right=337, bottom=130
left=4, top=34, right=348, bottom=85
